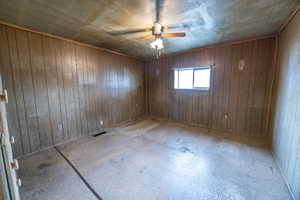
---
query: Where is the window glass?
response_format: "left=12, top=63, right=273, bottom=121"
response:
left=178, top=69, right=193, bottom=89
left=174, top=66, right=211, bottom=90
left=194, top=68, right=210, bottom=88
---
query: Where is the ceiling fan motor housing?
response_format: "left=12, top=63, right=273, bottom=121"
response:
left=153, top=22, right=164, bottom=36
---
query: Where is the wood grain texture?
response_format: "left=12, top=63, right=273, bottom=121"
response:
left=0, top=24, right=144, bottom=158
left=0, top=20, right=136, bottom=58
left=145, top=38, right=275, bottom=137
left=271, top=11, right=300, bottom=200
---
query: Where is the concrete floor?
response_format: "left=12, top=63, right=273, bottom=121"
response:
left=19, top=119, right=292, bottom=200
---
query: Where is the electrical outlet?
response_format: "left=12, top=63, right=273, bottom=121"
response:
left=58, top=124, right=63, bottom=131
left=224, top=114, right=228, bottom=120
left=238, top=59, right=245, bottom=70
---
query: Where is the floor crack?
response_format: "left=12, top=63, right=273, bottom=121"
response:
left=54, top=146, right=103, bottom=200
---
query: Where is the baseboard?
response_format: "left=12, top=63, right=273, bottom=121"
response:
left=271, top=152, right=295, bottom=200
left=147, top=115, right=271, bottom=148
left=18, top=115, right=146, bottom=159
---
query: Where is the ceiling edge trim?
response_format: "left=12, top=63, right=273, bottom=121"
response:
left=0, top=20, right=139, bottom=59
left=150, top=34, right=276, bottom=60
left=277, top=4, right=300, bottom=35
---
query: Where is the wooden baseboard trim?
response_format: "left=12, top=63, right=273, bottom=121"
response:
left=277, top=5, right=300, bottom=35
left=153, top=34, right=276, bottom=60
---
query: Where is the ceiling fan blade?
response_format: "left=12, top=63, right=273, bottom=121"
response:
left=135, top=34, right=154, bottom=40
left=167, top=22, right=204, bottom=30
left=167, top=24, right=190, bottom=30
left=155, top=0, right=165, bottom=22
left=163, top=32, right=186, bottom=37
left=109, top=28, right=152, bottom=36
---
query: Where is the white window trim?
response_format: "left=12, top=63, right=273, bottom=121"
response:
left=174, top=66, right=211, bottom=90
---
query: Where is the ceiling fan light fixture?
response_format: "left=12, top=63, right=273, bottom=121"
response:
left=150, top=37, right=164, bottom=50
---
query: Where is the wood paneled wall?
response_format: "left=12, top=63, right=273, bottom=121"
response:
left=0, top=24, right=144, bottom=157
left=145, top=38, right=275, bottom=138
left=272, top=11, right=300, bottom=200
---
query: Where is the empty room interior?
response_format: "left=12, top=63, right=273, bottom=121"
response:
left=0, top=0, right=300, bottom=200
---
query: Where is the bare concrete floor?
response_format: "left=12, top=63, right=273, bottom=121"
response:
left=19, top=119, right=292, bottom=200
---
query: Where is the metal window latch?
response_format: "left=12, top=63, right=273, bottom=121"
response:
left=0, top=89, right=8, bottom=103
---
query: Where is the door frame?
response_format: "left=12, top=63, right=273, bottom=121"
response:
left=0, top=73, right=20, bottom=200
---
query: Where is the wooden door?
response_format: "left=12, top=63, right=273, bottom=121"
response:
left=0, top=74, right=21, bottom=200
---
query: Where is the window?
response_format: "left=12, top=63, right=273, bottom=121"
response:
left=174, top=66, right=211, bottom=90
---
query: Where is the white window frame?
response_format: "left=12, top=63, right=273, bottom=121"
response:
left=174, top=66, right=211, bottom=90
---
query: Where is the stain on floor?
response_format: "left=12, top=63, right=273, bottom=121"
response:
left=37, top=163, right=51, bottom=170
left=18, top=118, right=292, bottom=200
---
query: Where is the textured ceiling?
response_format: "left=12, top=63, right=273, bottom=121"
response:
left=0, top=0, right=299, bottom=58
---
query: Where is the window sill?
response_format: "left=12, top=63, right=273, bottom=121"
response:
left=172, top=88, right=210, bottom=92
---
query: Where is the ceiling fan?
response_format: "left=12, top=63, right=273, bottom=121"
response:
left=108, top=0, right=188, bottom=58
